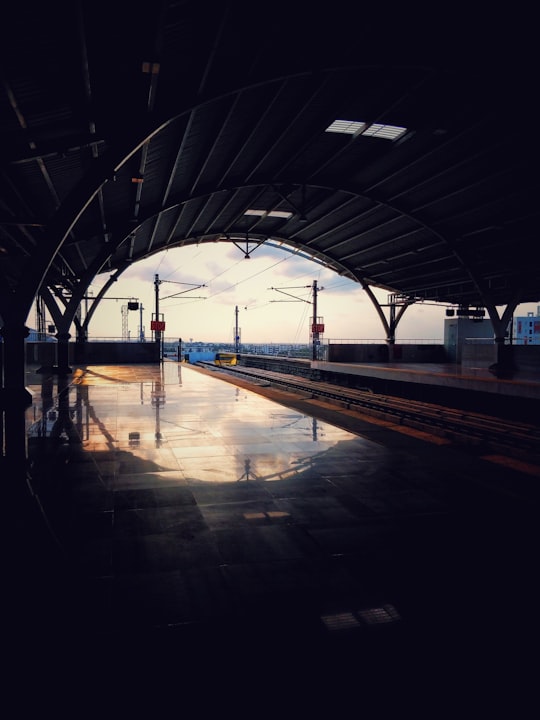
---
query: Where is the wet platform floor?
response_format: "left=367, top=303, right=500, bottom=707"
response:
left=7, top=361, right=540, bottom=708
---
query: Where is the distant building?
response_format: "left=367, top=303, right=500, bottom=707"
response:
left=512, top=306, right=540, bottom=345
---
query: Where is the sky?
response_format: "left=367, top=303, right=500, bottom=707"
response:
left=80, top=241, right=539, bottom=345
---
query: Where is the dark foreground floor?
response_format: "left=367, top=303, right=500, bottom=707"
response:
left=3, top=361, right=539, bottom=712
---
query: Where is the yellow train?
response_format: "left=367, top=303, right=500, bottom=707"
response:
left=214, top=352, right=238, bottom=366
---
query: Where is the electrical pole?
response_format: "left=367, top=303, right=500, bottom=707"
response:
left=312, top=280, right=319, bottom=360
left=139, top=304, right=145, bottom=342
left=310, top=280, right=325, bottom=361
left=152, top=274, right=206, bottom=361
left=121, top=304, right=129, bottom=340
left=154, top=274, right=162, bottom=360
left=234, top=305, right=240, bottom=352
left=269, top=280, right=324, bottom=359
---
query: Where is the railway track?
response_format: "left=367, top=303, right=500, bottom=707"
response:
left=196, top=361, right=540, bottom=461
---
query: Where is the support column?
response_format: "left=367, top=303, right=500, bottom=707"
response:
left=0, top=322, right=33, bottom=491
left=361, top=286, right=413, bottom=363
left=486, top=301, right=518, bottom=379
left=55, top=332, right=72, bottom=375
left=386, top=337, right=395, bottom=362
left=0, top=323, right=32, bottom=409
left=492, top=335, right=516, bottom=379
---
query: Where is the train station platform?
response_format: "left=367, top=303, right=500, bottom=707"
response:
left=312, top=360, right=540, bottom=401
left=5, top=360, right=540, bottom=711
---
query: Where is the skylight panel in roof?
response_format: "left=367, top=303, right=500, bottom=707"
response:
left=244, top=209, right=293, bottom=219
left=362, top=123, right=407, bottom=140
left=268, top=210, right=293, bottom=219
left=325, top=120, right=365, bottom=135
left=325, top=119, right=407, bottom=140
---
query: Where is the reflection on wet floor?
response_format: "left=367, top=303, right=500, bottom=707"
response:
left=16, top=361, right=539, bottom=703
left=28, top=362, right=359, bottom=488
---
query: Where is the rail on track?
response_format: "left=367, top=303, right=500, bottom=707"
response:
left=194, top=361, right=540, bottom=462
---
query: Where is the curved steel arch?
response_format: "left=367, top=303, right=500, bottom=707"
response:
left=11, top=61, right=535, bottom=338
left=14, top=60, right=442, bottom=316
left=15, top=65, right=346, bottom=306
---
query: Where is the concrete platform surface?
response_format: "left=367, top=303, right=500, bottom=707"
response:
left=4, top=361, right=539, bottom=711
left=313, top=360, right=540, bottom=400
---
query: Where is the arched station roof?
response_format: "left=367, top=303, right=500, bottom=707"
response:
left=1, top=2, right=539, bottom=324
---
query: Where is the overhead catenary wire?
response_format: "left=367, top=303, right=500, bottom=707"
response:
left=92, top=242, right=352, bottom=340
left=150, top=239, right=347, bottom=315
left=161, top=247, right=297, bottom=309
left=293, top=286, right=312, bottom=343
left=158, top=246, right=321, bottom=344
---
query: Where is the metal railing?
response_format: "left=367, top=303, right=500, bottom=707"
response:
left=325, top=338, right=443, bottom=344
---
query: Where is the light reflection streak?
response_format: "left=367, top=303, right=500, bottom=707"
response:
left=25, top=363, right=359, bottom=487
